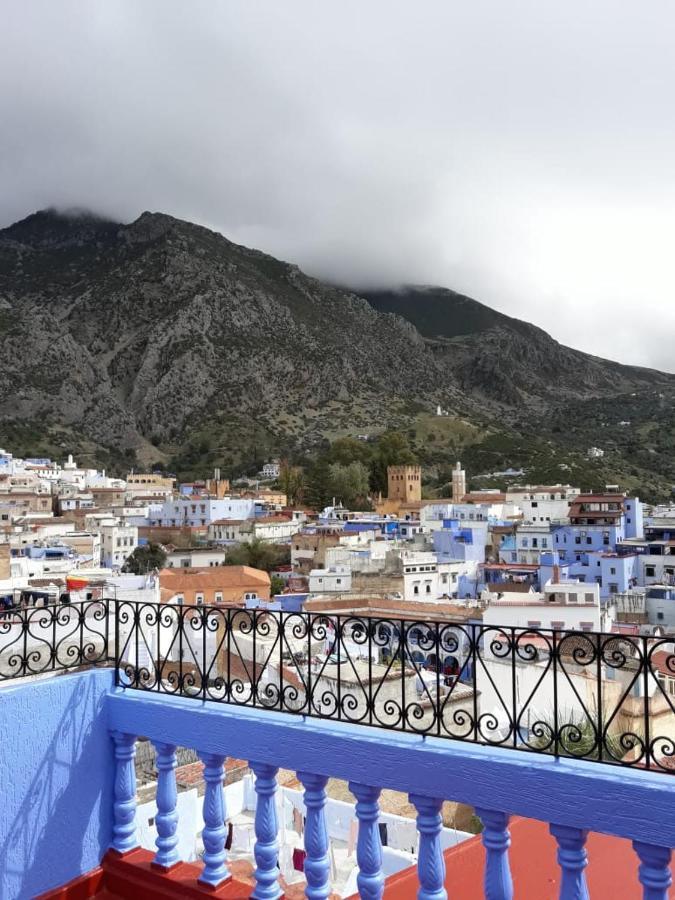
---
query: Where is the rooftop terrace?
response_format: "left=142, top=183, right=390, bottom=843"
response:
left=0, top=599, right=673, bottom=898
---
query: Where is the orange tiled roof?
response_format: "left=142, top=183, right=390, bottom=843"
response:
left=159, top=566, right=270, bottom=591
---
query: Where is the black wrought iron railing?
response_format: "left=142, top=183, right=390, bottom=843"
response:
left=0, top=598, right=110, bottom=678
left=2, top=597, right=674, bottom=772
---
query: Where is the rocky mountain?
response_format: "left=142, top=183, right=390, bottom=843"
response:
left=360, top=287, right=672, bottom=407
left=0, top=209, right=673, bottom=483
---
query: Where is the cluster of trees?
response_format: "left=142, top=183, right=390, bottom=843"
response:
left=122, top=543, right=167, bottom=574
left=276, top=431, right=417, bottom=510
left=223, top=538, right=290, bottom=572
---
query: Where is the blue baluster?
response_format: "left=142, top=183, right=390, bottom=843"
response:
left=153, top=741, right=179, bottom=870
left=349, top=781, right=384, bottom=900
left=111, top=730, right=138, bottom=854
left=298, top=771, right=331, bottom=899
left=198, top=752, right=230, bottom=887
left=633, top=841, right=673, bottom=900
left=410, top=794, right=447, bottom=900
left=476, top=808, right=513, bottom=900
left=250, top=761, right=281, bottom=899
left=550, top=824, right=589, bottom=900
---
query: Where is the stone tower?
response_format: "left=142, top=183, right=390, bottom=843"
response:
left=452, top=461, right=466, bottom=503
left=387, top=465, right=422, bottom=503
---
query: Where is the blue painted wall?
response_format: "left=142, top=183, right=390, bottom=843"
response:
left=0, top=669, right=115, bottom=899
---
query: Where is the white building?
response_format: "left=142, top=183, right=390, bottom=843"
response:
left=100, top=519, right=139, bottom=569
left=508, top=523, right=554, bottom=565
left=505, top=485, right=580, bottom=524
left=250, top=517, right=298, bottom=543
left=483, top=580, right=611, bottom=632
left=165, top=548, right=227, bottom=568
left=309, top=565, right=352, bottom=594
left=261, top=462, right=281, bottom=480
left=149, top=497, right=257, bottom=528
left=402, top=551, right=458, bottom=602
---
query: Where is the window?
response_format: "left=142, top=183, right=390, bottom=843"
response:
left=646, top=566, right=656, bottom=577
left=215, top=592, right=223, bottom=603
left=580, top=622, right=593, bottom=632
left=610, top=567, right=616, bottom=575
left=532, top=538, right=538, bottom=548
left=586, top=537, right=592, bottom=545
left=575, top=537, right=581, bottom=545
left=196, top=593, right=204, bottom=605
left=531, top=501, right=538, bottom=508
left=657, top=612, right=664, bottom=621
left=542, top=539, right=548, bottom=548
left=568, top=593, right=578, bottom=604
left=609, top=583, right=618, bottom=594
left=413, top=585, right=419, bottom=595
left=425, top=584, right=431, bottom=594
left=584, top=593, right=595, bottom=604
left=527, top=620, right=541, bottom=628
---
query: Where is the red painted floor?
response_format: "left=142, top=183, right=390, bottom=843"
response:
left=380, top=817, right=675, bottom=899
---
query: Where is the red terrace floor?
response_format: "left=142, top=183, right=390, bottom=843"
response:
left=36, top=848, right=342, bottom=900
left=37, top=818, right=675, bottom=900
left=376, top=817, right=675, bottom=899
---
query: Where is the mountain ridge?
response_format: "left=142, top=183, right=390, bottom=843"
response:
left=0, top=208, right=673, bottom=493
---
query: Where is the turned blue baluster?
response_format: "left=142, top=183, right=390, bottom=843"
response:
left=476, top=808, right=513, bottom=900
left=633, top=841, right=673, bottom=900
left=349, top=781, right=384, bottom=900
left=111, top=730, right=138, bottom=854
left=250, top=761, right=281, bottom=899
left=298, top=771, right=331, bottom=900
left=153, top=741, right=179, bottom=869
left=410, top=794, right=447, bottom=900
left=550, top=824, right=589, bottom=900
left=198, top=752, right=230, bottom=887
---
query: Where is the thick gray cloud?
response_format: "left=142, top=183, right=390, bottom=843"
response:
left=1, top=1, right=674, bottom=370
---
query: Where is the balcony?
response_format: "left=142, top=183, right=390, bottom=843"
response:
left=1, top=599, right=674, bottom=898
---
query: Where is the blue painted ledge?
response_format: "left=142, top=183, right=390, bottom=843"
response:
left=107, top=684, right=675, bottom=848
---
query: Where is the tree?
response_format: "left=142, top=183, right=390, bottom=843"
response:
left=278, top=460, right=304, bottom=506
left=122, top=543, right=167, bottom=575
left=328, top=437, right=372, bottom=467
left=304, top=455, right=332, bottom=510
left=224, top=539, right=289, bottom=573
left=327, top=461, right=371, bottom=508
left=270, top=574, right=286, bottom=596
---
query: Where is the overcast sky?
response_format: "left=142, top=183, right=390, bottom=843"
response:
left=2, top=1, right=674, bottom=371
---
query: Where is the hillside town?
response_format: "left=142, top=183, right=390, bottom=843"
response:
left=1, top=444, right=674, bottom=896
left=1, top=446, right=672, bottom=633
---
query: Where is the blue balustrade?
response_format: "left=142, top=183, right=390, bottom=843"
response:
left=152, top=741, right=179, bottom=869
left=476, top=808, right=513, bottom=900
left=250, top=761, right=282, bottom=899
left=105, top=683, right=675, bottom=900
left=410, top=793, right=447, bottom=900
left=550, top=823, right=589, bottom=900
left=349, top=781, right=384, bottom=900
left=198, top=751, right=230, bottom=887
left=298, top=770, right=331, bottom=899
left=632, top=841, right=673, bottom=900
left=111, top=730, right=138, bottom=854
